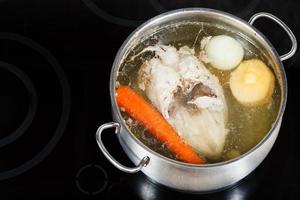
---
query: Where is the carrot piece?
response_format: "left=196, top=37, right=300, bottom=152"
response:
left=116, top=86, right=205, bottom=164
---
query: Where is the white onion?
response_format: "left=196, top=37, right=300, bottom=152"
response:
left=205, top=35, right=244, bottom=70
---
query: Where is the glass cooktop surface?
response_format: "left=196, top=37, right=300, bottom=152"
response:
left=0, top=0, right=299, bottom=199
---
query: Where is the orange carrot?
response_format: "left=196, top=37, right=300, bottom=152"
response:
left=116, top=86, right=205, bottom=164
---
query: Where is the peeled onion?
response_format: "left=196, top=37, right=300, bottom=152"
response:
left=205, top=35, right=244, bottom=70
left=229, top=59, right=275, bottom=106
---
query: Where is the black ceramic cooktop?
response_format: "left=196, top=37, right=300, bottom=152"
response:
left=0, top=0, right=299, bottom=199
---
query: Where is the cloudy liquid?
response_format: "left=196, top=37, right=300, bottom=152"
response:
left=117, top=22, right=281, bottom=163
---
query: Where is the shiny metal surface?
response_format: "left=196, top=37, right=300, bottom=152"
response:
left=97, top=8, right=295, bottom=192
left=96, top=122, right=149, bottom=173
left=249, top=12, right=297, bottom=61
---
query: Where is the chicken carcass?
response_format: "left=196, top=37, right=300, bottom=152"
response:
left=138, top=45, right=228, bottom=160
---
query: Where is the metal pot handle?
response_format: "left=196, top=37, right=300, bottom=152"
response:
left=96, top=122, right=150, bottom=173
left=249, top=12, right=297, bottom=61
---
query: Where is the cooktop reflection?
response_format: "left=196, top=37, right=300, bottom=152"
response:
left=0, top=0, right=299, bottom=199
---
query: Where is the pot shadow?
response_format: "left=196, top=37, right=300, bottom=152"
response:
left=126, top=160, right=268, bottom=200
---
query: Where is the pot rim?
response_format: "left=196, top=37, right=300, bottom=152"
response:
left=109, top=8, right=287, bottom=168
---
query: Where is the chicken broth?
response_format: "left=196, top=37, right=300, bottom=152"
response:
left=117, top=22, right=281, bottom=163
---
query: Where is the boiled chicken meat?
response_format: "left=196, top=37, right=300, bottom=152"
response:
left=138, top=45, right=228, bottom=160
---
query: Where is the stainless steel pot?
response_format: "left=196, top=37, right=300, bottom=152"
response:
left=96, top=8, right=297, bottom=192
